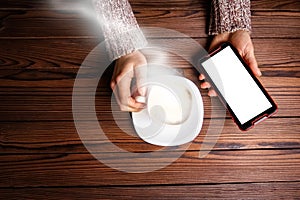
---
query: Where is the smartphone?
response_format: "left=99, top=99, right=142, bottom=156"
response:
left=198, top=42, right=277, bottom=131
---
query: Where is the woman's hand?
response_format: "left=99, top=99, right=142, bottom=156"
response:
left=199, top=30, right=261, bottom=96
left=111, top=50, right=147, bottom=112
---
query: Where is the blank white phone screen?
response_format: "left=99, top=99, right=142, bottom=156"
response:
left=202, top=46, right=272, bottom=124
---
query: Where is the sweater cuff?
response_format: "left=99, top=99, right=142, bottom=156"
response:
left=105, top=27, right=147, bottom=61
left=209, top=0, right=252, bottom=35
left=93, top=0, right=147, bottom=61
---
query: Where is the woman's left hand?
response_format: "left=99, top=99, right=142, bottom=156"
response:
left=199, top=30, right=261, bottom=96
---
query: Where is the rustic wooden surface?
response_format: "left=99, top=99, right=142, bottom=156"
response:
left=0, top=0, right=299, bottom=199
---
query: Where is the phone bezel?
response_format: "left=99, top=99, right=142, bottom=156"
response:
left=198, top=42, right=277, bottom=131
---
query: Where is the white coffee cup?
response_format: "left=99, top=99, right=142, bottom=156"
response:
left=132, top=75, right=204, bottom=146
left=136, top=80, right=192, bottom=125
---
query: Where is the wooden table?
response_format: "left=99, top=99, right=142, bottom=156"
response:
left=0, top=0, right=299, bottom=199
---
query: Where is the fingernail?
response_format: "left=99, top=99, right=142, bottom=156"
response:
left=135, top=96, right=146, bottom=104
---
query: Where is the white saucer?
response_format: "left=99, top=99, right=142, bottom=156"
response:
left=132, top=75, right=204, bottom=146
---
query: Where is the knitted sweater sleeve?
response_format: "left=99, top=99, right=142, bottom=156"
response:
left=209, top=0, right=252, bottom=35
left=92, top=0, right=147, bottom=61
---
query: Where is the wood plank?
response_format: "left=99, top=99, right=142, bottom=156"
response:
left=0, top=45, right=298, bottom=121
left=0, top=10, right=299, bottom=38
left=0, top=98, right=227, bottom=121
left=1, top=0, right=299, bottom=11
left=132, top=0, right=300, bottom=11
left=0, top=149, right=299, bottom=187
left=0, top=182, right=299, bottom=199
left=0, top=38, right=298, bottom=70
left=0, top=84, right=298, bottom=121
left=0, top=10, right=102, bottom=38
left=0, top=34, right=299, bottom=121
left=250, top=0, right=300, bottom=11
left=138, top=11, right=300, bottom=38
left=0, top=118, right=299, bottom=154
left=0, top=38, right=298, bottom=84
left=0, top=38, right=100, bottom=69
left=3, top=71, right=297, bottom=90
left=0, top=0, right=298, bottom=195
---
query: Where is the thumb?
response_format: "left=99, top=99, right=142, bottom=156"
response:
left=244, top=50, right=261, bottom=77
left=135, top=64, right=148, bottom=96
left=209, top=33, right=230, bottom=52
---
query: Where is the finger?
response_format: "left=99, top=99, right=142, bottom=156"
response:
left=245, top=50, right=261, bottom=77
left=135, top=96, right=146, bottom=104
left=135, top=64, right=148, bottom=96
left=111, top=85, right=127, bottom=111
left=209, top=39, right=222, bottom=52
left=208, top=89, right=217, bottom=97
left=116, top=65, right=133, bottom=99
left=120, top=103, right=143, bottom=112
left=199, top=74, right=205, bottom=80
left=200, top=81, right=211, bottom=89
left=113, top=88, right=145, bottom=112
left=113, top=68, right=140, bottom=111
left=117, top=73, right=146, bottom=112
left=209, top=33, right=230, bottom=52
left=122, top=96, right=145, bottom=112
left=110, top=80, right=116, bottom=91
left=128, top=97, right=145, bottom=109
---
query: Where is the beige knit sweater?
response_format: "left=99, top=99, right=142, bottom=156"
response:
left=93, top=0, right=251, bottom=61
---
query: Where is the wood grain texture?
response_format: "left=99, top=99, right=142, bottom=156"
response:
left=0, top=149, right=299, bottom=187
left=0, top=10, right=299, bottom=38
left=0, top=38, right=298, bottom=90
left=0, top=118, right=299, bottom=154
left=0, top=182, right=299, bottom=199
left=0, top=38, right=298, bottom=70
left=0, top=0, right=299, bottom=198
left=0, top=89, right=298, bottom=122
left=1, top=0, right=300, bottom=11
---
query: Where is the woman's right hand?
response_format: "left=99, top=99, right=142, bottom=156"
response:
left=110, top=50, right=147, bottom=112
